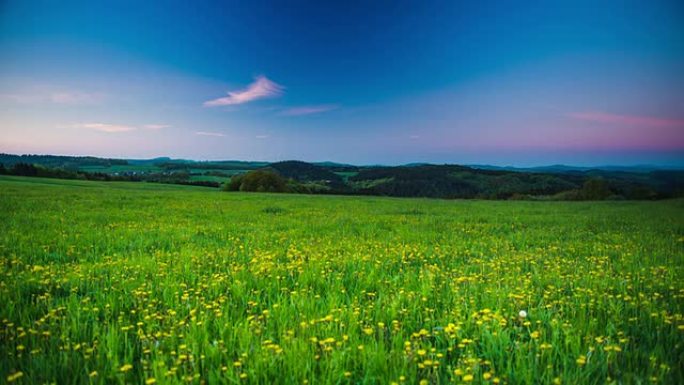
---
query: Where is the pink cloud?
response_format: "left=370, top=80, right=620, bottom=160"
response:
left=195, top=131, right=226, bottom=137
left=74, top=123, right=137, bottom=133
left=59, top=123, right=171, bottom=133
left=568, top=111, right=684, bottom=128
left=143, top=124, right=171, bottom=130
left=204, top=76, right=284, bottom=107
left=280, top=104, right=339, bottom=116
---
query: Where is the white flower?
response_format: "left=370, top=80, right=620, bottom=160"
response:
left=518, top=310, right=527, bottom=318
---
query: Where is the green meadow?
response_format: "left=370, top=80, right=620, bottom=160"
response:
left=1, top=176, right=683, bottom=384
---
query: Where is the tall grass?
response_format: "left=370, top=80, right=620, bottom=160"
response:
left=1, top=176, right=683, bottom=384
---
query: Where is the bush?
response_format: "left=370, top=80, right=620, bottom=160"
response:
left=508, top=193, right=531, bottom=200
left=626, top=185, right=658, bottom=200
left=551, top=189, right=582, bottom=201
left=11, top=163, right=39, bottom=177
left=223, top=174, right=245, bottom=191
left=580, top=178, right=612, bottom=200
left=224, top=170, right=288, bottom=193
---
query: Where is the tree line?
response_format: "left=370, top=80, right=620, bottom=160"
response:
left=0, top=163, right=221, bottom=188
left=2, top=160, right=682, bottom=200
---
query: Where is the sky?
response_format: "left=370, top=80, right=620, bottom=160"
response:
left=1, top=0, right=683, bottom=166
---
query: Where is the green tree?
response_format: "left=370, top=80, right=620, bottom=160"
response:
left=223, top=174, right=245, bottom=191
left=580, top=178, right=611, bottom=200
left=224, top=170, right=288, bottom=193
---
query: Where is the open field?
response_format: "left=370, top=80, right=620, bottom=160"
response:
left=1, top=176, right=683, bottom=384
left=77, top=165, right=243, bottom=184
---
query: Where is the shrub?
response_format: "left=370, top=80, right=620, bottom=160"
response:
left=580, top=178, right=612, bottom=200
left=223, top=174, right=245, bottom=191
left=224, top=170, right=288, bottom=193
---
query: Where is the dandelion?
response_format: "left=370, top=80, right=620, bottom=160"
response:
left=463, top=374, right=474, bottom=382
left=145, top=378, right=157, bottom=384
left=519, top=310, right=527, bottom=318
left=7, top=372, right=24, bottom=382
left=120, top=364, right=133, bottom=372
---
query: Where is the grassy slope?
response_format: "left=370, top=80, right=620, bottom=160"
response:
left=79, top=165, right=163, bottom=173
left=1, top=176, right=683, bottom=384
left=0, top=175, right=213, bottom=191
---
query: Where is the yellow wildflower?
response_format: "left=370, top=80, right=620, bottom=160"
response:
left=7, top=372, right=24, bottom=383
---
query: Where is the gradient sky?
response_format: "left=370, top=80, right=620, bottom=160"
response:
left=1, top=0, right=683, bottom=166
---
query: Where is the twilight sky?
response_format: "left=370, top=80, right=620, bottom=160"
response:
left=1, top=0, right=683, bottom=166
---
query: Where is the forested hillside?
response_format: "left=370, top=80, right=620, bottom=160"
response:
left=2, top=153, right=683, bottom=200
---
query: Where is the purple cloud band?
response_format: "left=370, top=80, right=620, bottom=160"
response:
left=568, top=111, right=684, bottom=128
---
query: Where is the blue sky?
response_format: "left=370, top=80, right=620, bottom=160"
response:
left=1, top=0, right=683, bottom=166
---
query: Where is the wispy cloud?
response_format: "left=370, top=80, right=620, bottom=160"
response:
left=73, top=123, right=137, bottom=133
left=195, top=131, right=226, bottom=137
left=61, top=122, right=171, bottom=133
left=1, top=91, right=104, bottom=105
left=143, top=124, right=171, bottom=130
left=49, top=92, right=104, bottom=105
left=204, top=76, right=284, bottom=107
left=280, top=104, right=339, bottom=116
left=255, top=134, right=270, bottom=139
left=568, top=111, right=684, bottom=128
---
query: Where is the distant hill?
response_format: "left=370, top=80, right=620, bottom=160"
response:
left=348, top=164, right=580, bottom=199
left=158, top=160, right=269, bottom=171
left=127, top=157, right=174, bottom=165
left=268, top=160, right=343, bottom=184
left=469, top=163, right=684, bottom=174
left=0, top=153, right=128, bottom=168
left=313, top=161, right=357, bottom=168
left=2, top=152, right=683, bottom=200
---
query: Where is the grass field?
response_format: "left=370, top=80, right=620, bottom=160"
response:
left=1, top=176, right=683, bottom=384
left=78, top=165, right=241, bottom=184
left=79, top=165, right=164, bottom=173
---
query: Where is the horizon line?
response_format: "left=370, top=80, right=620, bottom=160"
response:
left=1, top=151, right=683, bottom=170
